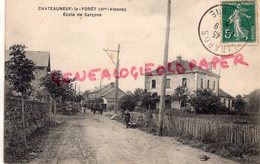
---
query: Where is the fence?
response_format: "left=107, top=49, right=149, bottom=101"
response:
left=129, top=112, right=260, bottom=148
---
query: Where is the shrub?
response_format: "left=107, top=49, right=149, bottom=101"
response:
left=119, top=95, right=136, bottom=111
left=190, top=89, right=221, bottom=114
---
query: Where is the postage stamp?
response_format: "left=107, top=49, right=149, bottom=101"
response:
left=198, top=1, right=257, bottom=56
left=222, top=0, right=256, bottom=43
left=198, top=4, right=247, bottom=56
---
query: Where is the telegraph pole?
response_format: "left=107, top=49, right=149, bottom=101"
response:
left=115, top=44, right=120, bottom=114
left=99, top=79, right=102, bottom=98
left=157, top=0, right=171, bottom=136
left=103, top=44, right=120, bottom=115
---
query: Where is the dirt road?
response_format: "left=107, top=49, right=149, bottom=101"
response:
left=32, top=112, right=237, bottom=164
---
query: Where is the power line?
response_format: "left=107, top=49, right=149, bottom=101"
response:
left=103, top=44, right=120, bottom=115
left=120, top=0, right=167, bottom=44
left=151, top=0, right=163, bottom=14
left=151, top=0, right=166, bottom=16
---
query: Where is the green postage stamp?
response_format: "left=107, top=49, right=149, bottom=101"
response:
left=222, top=0, right=256, bottom=43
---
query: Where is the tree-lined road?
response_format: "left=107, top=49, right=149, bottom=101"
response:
left=32, top=112, right=237, bottom=164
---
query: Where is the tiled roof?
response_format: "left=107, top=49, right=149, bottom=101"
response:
left=147, top=56, right=219, bottom=77
left=219, top=88, right=233, bottom=98
left=100, top=88, right=126, bottom=97
left=5, top=50, right=50, bottom=70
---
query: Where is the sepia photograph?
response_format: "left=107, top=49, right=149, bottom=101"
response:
left=3, top=0, right=260, bottom=163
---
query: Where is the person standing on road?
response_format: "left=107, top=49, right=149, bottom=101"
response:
left=124, top=109, right=130, bottom=128
left=83, top=105, right=86, bottom=114
left=100, top=104, right=103, bottom=115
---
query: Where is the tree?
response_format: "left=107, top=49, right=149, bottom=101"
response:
left=246, top=89, right=260, bottom=112
left=173, top=86, right=189, bottom=107
left=41, top=70, right=74, bottom=114
left=141, top=90, right=152, bottom=109
left=133, top=88, right=144, bottom=102
left=140, top=90, right=158, bottom=110
left=5, top=44, right=35, bottom=146
left=234, top=95, right=246, bottom=114
left=75, top=94, right=84, bottom=103
left=190, top=89, right=221, bottom=114
left=119, top=94, right=136, bottom=111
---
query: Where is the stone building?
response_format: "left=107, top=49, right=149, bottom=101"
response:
left=5, top=50, right=51, bottom=100
left=144, top=56, right=233, bottom=110
left=87, top=82, right=127, bottom=110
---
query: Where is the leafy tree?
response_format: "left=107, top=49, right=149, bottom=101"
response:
left=133, top=88, right=145, bottom=102
left=41, top=70, right=74, bottom=114
left=246, top=89, right=260, bottom=112
left=140, top=90, right=158, bottom=110
left=126, top=90, right=134, bottom=96
left=75, top=94, right=84, bottom=103
left=234, top=95, right=246, bottom=114
left=119, top=94, right=136, bottom=111
left=5, top=44, right=35, bottom=146
left=141, top=90, right=152, bottom=109
left=190, top=89, right=221, bottom=114
left=173, top=86, right=189, bottom=107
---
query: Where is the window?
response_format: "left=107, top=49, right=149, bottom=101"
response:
left=166, top=79, right=171, bottom=88
left=213, top=81, right=216, bottom=90
left=152, top=80, right=156, bottom=89
left=182, top=78, right=187, bottom=87
left=207, top=80, right=210, bottom=89
left=201, top=78, right=203, bottom=88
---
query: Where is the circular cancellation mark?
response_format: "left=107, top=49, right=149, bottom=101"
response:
left=198, top=4, right=250, bottom=56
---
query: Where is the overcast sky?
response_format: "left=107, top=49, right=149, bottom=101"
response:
left=5, top=0, right=260, bottom=96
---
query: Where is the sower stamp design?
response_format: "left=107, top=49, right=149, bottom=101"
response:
left=222, top=1, right=256, bottom=43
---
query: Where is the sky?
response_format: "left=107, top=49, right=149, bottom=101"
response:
left=5, top=0, right=260, bottom=96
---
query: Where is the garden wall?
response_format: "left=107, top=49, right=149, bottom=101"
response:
left=4, top=97, right=51, bottom=159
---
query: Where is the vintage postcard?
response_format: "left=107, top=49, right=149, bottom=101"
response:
left=3, top=0, right=260, bottom=163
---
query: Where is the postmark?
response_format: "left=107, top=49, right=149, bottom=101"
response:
left=198, top=4, right=248, bottom=56
left=222, top=0, right=256, bottom=43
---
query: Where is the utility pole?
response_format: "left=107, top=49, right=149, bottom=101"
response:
left=157, top=0, right=172, bottom=136
left=103, top=44, right=120, bottom=115
left=99, top=79, right=102, bottom=98
left=74, top=82, right=77, bottom=96
left=74, top=82, right=77, bottom=109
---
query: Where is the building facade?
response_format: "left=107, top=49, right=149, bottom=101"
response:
left=144, top=56, right=233, bottom=110
left=87, top=82, right=127, bottom=110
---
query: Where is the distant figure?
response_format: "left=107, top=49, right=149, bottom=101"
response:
left=94, top=103, right=99, bottom=115
left=93, top=106, right=96, bottom=115
left=100, top=104, right=104, bottom=115
left=124, top=109, right=130, bottom=128
left=102, top=103, right=107, bottom=112
left=90, top=104, right=94, bottom=113
left=83, top=106, right=86, bottom=114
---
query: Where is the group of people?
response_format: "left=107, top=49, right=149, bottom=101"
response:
left=85, top=103, right=131, bottom=128
left=90, top=103, right=106, bottom=115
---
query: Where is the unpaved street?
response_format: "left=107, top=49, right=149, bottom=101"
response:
left=32, top=112, right=237, bottom=164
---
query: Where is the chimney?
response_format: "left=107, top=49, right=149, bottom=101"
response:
left=111, top=82, right=115, bottom=88
left=177, top=55, right=182, bottom=62
left=208, top=62, right=212, bottom=72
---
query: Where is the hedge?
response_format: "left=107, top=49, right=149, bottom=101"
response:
left=4, top=96, right=50, bottom=161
